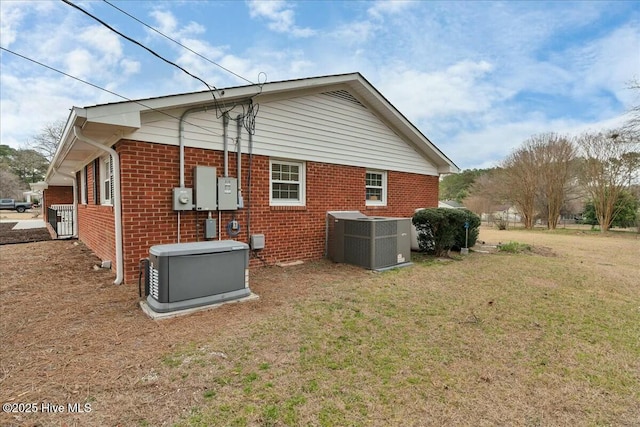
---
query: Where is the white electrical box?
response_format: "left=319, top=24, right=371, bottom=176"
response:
left=194, top=166, right=217, bottom=211
left=217, top=177, right=238, bottom=210
left=172, top=188, right=193, bottom=211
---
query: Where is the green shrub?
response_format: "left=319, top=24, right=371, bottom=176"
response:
left=497, top=241, right=531, bottom=253
left=412, top=208, right=481, bottom=256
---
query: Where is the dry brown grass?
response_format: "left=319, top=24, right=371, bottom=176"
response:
left=0, top=228, right=638, bottom=426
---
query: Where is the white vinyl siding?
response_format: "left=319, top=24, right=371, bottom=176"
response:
left=365, top=170, right=387, bottom=206
left=132, top=90, right=438, bottom=175
left=270, top=159, right=305, bottom=206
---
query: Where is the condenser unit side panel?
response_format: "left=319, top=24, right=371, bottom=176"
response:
left=373, top=236, right=398, bottom=268
left=167, top=250, right=246, bottom=303
left=397, top=219, right=411, bottom=263
left=344, top=235, right=371, bottom=268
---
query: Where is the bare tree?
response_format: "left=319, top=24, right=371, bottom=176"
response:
left=501, top=142, right=539, bottom=229
left=500, top=134, right=577, bottom=229
left=536, top=134, right=577, bottom=229
left=622, top=78, right=639, bottom=137
left=464, top=171, right=506, bottom=222
left=0, top=169, right=28, bottom=199
left=28, top=120, right=65, bottom=162
left=576, top=130, right=640, bottom=232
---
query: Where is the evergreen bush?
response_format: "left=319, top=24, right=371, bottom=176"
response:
left=412, top=208, right=481, bottom=256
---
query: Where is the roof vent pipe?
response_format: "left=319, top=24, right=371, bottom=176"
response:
left=72, top=126, right=123, bottom=285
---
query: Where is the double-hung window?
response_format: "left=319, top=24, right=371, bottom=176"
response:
left=365, top=170, right=387, bottom=206
left=101, top=155, right=113, bottom=205
left=270, top=159, right=305, bottom=206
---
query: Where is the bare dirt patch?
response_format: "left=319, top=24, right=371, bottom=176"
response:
left=0, top=223, right=51, bottom=245
left=0, top=240, right=367, bottom=426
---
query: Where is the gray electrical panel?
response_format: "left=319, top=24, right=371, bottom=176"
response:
left=172, top=187, right=193, bottom=211
left=217, top=177, right=238, bottom=210
left=194, top=166, right=217, bottom=211
left=146, top=240, right=250, bottom=313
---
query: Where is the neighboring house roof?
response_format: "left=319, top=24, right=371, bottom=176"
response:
left=46, top=72, right=459, bottom=186
left=438, top=200, right=466, bottom=209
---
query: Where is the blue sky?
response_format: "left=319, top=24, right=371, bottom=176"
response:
left=1, top=0, right=638, bottom=170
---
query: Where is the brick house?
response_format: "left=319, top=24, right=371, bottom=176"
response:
left=44, top=73, right=458, bottom=285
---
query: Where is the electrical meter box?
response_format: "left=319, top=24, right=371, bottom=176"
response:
left=217, top=177, right=238, bottom=210
left=194, top=166, right=217, bottom=211
left=172, top=187, right=193, bottom=211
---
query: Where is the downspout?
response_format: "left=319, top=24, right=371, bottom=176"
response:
left=73, top=126, right=124, bottom=285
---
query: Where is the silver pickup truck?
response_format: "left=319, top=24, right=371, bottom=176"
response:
left=0, top=198, right=33, bottom=213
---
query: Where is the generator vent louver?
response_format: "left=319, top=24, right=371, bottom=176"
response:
left=322, top=90, right=366, bottom=108
left=149, top=263, right=159, bottom=300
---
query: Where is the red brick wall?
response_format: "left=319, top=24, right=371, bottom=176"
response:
left=43, top=186, right=74, bottom=210
left=76, top=139, right=439, bottom=284
left=75, top=160, right=116, bottom=274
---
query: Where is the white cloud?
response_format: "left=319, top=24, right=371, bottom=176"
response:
left=247, top=0, right=316, bottom=37
left=368, top=0, right=414, bottom=20
left=379, top=60, right=500, bottom=121
left=331, top=21, right=377, bottom=44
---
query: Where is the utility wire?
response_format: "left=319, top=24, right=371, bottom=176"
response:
left=0, top=46, right=223, bottom=138
left=102, top=0, right=254, bottom=85
left=61, top=0, right=216, bottom=96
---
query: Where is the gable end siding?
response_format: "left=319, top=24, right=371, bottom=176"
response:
left=130, top=90, right=438, bottom=176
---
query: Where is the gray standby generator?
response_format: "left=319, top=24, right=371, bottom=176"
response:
left=146, top=240, right=250, bottom=313
left=327, top=212, right=411, bottom=270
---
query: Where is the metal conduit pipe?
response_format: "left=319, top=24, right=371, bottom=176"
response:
left=236, top=115, right=242, bottom=208
left=223, top=113, right=229, bottom=176
left=178, top=104, right=217, bottom=242
left=72, top=126, right=124, bottom=285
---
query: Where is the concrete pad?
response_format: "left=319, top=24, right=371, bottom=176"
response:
left=12, top=220, right=46, bottom=230
left=140, top=292, right=260, bottom=320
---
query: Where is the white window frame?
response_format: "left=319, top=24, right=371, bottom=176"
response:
left=100, top=155, right=113, bottom=206
left=80, top=166, right=87, bottom=205
left=269, top=159, right=306, bottom=206
left=365, top=170, right=387, bottom=206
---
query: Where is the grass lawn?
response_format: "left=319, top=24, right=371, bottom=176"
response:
left=1, top=227, right=638, bottom=426
left=172, top=227, right=640, bottom=426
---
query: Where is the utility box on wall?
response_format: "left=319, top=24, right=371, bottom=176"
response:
left=218, top=177, right=238, bottom=210
left=194, top=166, right=217, bottom=211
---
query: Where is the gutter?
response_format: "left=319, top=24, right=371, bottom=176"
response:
left=72, top=126, right=124, bottom=285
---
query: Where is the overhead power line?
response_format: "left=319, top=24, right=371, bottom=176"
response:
left=61, top=0, right=216, bottom=96
left=0, top=46, right=223, bottom=138
left=102, top=0, right=254, bottom=85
